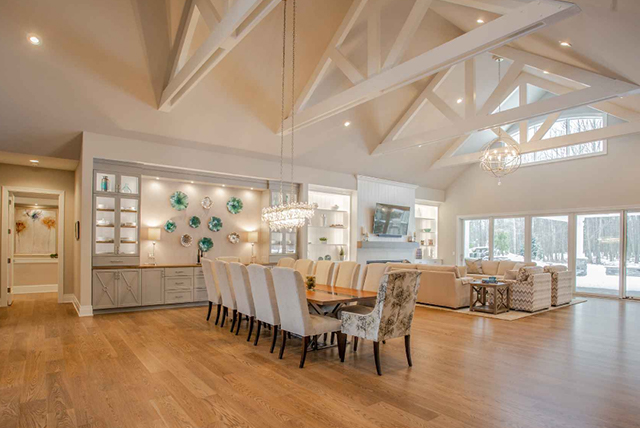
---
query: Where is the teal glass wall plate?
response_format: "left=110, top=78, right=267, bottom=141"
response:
left=164, top=220, right=177, bottom=233
left=226, top=197, right=243, bottom=214
left=198, top=237, right=214, bottom=252
left=170, top=191, right=189, bottom=211
left=208, top=216, right=223, bottom=232
left=189, top=216, right=201, bottom=228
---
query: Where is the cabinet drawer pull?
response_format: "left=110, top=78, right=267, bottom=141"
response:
left=174, top=295, right=183, bottom=299
left=110, top=260, right=124, bottom=263
left=174, top=282, right=184, bottom=285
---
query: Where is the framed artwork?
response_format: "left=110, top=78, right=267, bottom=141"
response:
left=14, top=208, right=58, bottom=255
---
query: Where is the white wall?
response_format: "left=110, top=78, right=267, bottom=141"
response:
left=439, top=134, right=640, bottom=265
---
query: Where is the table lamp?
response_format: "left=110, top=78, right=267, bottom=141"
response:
left=148, top=228, right=161, bottom=265
left=247, top=231, right=259, bottom=264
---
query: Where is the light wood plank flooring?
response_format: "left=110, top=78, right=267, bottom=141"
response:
left=1, top=293, right=639, bottom=428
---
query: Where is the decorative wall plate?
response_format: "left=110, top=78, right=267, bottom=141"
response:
left=208, top=216, right=223, bottom=232
left=324, top=255, right=331, bottom=260
left=188, top=216, right=201, bottom=228
left=180, top=234, right=193, bottom=247
left=227, top=232, right=240, bottom=244
left=164, top=220, right=177, bottom=233
left=169, top=191, right=189, bottom=211
left=226, top=197, right=243, bottom=214
left=201, top=197, right=212, bottom=210
left=198, top=237, right=214, bottom=252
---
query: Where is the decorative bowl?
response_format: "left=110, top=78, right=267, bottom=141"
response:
left=198, top=237, right=214, bottom=252
left=180, top=234, right=193, bottom=247
left=169, top=191, right=189, bottom=211
left=226, top=197, right=243, bottom=214
left=164, top=220, right=177, bottom=233
left=208, top=216, right=223, bottom=232
left=189, top=216, right=201, bottom=228
left=201, top=197, right=212, bottom=210
left=227, top=232, right=240, bottom=244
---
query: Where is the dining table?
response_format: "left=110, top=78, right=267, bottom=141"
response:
left=306, top=283, right=377, bottom=315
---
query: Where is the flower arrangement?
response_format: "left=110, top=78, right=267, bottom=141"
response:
left=305, top=276, right=316, bottom=290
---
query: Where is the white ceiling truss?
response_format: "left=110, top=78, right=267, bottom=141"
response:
left=160, top=0, right=281, bottom=112
left=279, top=0, right=581, bottom=135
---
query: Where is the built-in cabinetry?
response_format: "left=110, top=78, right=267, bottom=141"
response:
left=415, top=203, right=438, bottom=261
left=306, top=189, right=351, bottom=262
left=93, top=266, right=206, bottom=310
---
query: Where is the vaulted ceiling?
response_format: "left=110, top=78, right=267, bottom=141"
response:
left=1, top=0, right=639, bottom=190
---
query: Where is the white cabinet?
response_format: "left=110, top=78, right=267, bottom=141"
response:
left=117, top=270, right=142, bottom=307
left=142, top=269, right=164, bottom=306
left=93, top=269, right=141, bottom=309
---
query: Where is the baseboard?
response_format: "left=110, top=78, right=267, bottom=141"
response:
left=12, top=284, right=58, bottom=294
left=62, top=293, right=75, bottom=303
left=72, top=295, right=93, bottom=317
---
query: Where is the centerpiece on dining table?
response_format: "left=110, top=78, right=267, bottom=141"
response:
left=305, top=275, right=316, bottom=291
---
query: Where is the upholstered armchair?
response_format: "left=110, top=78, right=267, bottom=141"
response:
left=544, top=265, right=573, bottom=306
left=507, top=266, right=552, bottom=312
left=339, top=270, right=422, bottom=375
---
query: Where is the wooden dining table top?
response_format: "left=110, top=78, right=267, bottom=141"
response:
left=305, top=284, right=377, bottom=305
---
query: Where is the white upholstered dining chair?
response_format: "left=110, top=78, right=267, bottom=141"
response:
left=228, top=262, right=257, bottom=340
left=247, top=264, right=281, bottom=352
left=294, top=259, right=314, bottom=278
left=217, top=256, right=241, bottom=263
left=339, top=270, right=422, bottom=376
left=359, top=263, right=388, bottom=291
left=277, top=257, right=296, bottom=268
left=313, top=260, right=335, bottom=285
left=333, top=261, right=361, bottom=289
left=271, top=267, right=346, bottom=368
left=201, top=258, right=222, bottom=324
left=213, top=260, right=237, bottom=330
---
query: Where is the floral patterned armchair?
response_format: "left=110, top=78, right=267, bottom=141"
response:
left=339, top=270, right=422, bottom=375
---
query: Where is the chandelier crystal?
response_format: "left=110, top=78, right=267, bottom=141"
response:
left=262, top=0, right=315, bottom=231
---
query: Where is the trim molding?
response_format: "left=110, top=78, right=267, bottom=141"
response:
left=72, top=294, right=93, bottom=317
left=356, top=175, right=419, bottom=189
left=62, top=293, right=75, bottom=303
left=12, top=284, right=58, bottom=294
left=13, top=258, right=58, bottom=264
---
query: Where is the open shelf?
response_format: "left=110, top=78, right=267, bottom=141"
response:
left=308, top=226, right=347, bottom=230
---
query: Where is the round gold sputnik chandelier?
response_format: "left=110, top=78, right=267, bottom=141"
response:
left=262, top=0, right=315, bottom=231
left=479, top=56, right=521, bottom=185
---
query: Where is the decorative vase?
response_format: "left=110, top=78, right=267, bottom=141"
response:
left=101, top=176, right=110, bottom=192
left=321, top=214, right=327, bottom=227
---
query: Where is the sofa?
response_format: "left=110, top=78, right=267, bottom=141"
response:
left=385, top=263, right=471, bottom=309
left=464, top=259, right=536, bottom=280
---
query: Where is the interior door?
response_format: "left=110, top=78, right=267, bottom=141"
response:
left=117, top=270, right=141, bottom=307
left=7, top=194, right=14, bottom=305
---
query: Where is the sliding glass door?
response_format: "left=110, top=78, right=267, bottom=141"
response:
left=575, top=213, right=621, bottom=296
left=463, top=219, right=490, bottom=260
left=625, top=212, right=640, bottom=298
left=493, top=217, right=525, bottom=261
left=531, top=216, right=569, bottom=267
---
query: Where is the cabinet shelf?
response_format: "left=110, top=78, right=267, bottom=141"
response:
left=315, top=208, right=348, bottom=213
left=308, top=226, right=347, bottom=229
left=97, top=208, right=115, bottom=212
left=121, top=225, right=138, bottom=228
left=309, top=243, right=348, bottom=246
left=97, top=225, right=115, bottom=228
left=121, top=209, right=138, bottom=213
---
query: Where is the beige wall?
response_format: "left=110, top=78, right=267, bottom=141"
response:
left=439, top=134, right=640, bottom=265
left=13, top=261, right=58, bottom=286
left=141, top=178, right=262, bottom=265
left=0, top=163, right=75, bottom=294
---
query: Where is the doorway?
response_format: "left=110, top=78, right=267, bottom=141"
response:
left=1, top=187, right=66, bottom=306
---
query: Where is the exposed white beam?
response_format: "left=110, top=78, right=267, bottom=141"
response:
left=382, top=0, right=432, bottom=70
left=439, top=0, right=527, bottom=15
left=426, top=91, right=462, bottom=123
left=160, top=0, right=279, bottom=111
left=529, top=112, right=560, bottom=142
left=281, top=0, right=580, bottom=134
left=431, top=120, right=640, bottom=169
left=169, top=0, right=199, bottom=79
left=519, top=82, right=528, bottom=142
left=478, top=61, right=524, bottom=116
left=440, top=135, right=470, bottom=158
left=293, top=0, right=369, bottom=114
left=330, top=49, right=365, bottom=84
left=367, top=0, right=381, bottom=77
left=373, top=78, right=640, bottom=155
left=465, top=58, right=476, bottom=118
left=195, top=0, right=223, bottom=28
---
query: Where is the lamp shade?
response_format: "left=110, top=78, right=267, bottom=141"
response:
left=148, top=228, right=161, bottom=241
left=247, top=231, right=259, bottom=244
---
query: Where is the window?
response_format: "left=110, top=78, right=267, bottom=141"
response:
left=531, top=216, right=569, bottom=267
left=463, top=219, right=489, bottom=260
left=493, top=217, right=525, bottom=261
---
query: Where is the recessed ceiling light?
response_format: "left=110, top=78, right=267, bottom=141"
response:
left=222, top=184, right=226, bottom=187
left=344, top=121, right=351, bottom=127
left=35, top=203, right=38, bottom=206
left=190, top=181, right=194, bottom=184
left=155, top=177, right=159, bottom=180
left=560, top=41, right=571, bottom=47
left=250, top=187, right=254, bottom=190
left=28, top=34, right=42, bottom=46
left=456, top=98, right=463, bottom=104
left=29, top=159, right=39, bottom=164
left=418, top=145, right=422, bottom=148
left=477, top=19, right=484, bottom=24
left=543, top=70, right=550, bottom=74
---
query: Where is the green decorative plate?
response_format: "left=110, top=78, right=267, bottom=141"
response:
left=164, top=220, right=177, bottom=233
left=198, top=237, right=214, bottom=252
left=188, top=216, right=201, bottom=228
left=208, top=216, right=223, bottom=232
left=169, top=191, right=189, bottom=211
left=226, top=197, right=243, bottom=214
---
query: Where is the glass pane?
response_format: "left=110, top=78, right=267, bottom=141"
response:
left=463, top=219, right=489, bottom=260
left=625, top=212, right=640, bottom=298
left=531, top=216, right=569, bottom=267
left=95, top=196, right=116, bottom=254
left=96, top=173, right=116, bottom=193
left=576, top=213, right=620, bottom=296
left=119, top=198, right=139, bottom=255
left=120, top=176, right=139, bottom=195
left=493, top=218, right=525, bottom=261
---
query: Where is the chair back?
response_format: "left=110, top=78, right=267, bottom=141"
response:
left=271, top=267, right=313, bottom=336
left=360, top=263, right=388, bottom=291
left=373, top=270, right=421, bottom=341
left=294, top=259, right=314, bottom=278
left=334, top=261, right=361, bottom=289
left=213, top=260, right=236, bottom=310
left=313, top=260, right=335, bottom=285
left=217, top=256, right=241, bottom=263
left=201, top=258, right=221, bottom=304
left=277, top=257, right=296, bottom=268
left=247, top=264, right=280, bottom=326
left=228, top=262, right=255, bottom=316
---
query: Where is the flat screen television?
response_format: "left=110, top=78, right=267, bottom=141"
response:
left=372, top=203, right=410, bottom=237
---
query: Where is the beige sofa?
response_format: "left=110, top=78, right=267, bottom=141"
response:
left=386, top=263, right=470, bottom=309
left=465, top=259, right=536, bottom=280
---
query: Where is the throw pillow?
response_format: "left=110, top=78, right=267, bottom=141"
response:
left=465, top=258, right=483, bottom=274
left=513, top=262, right=525, bottom=271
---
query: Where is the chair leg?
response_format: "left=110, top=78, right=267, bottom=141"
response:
left=299, top=336, right=310, bottom=368
left=230, top=310, right=237, bottom=332
left=323, top=333, right=328, bottom=344
left=404, top=335, right=412, bottom=367
left=353, top=337, right=359, bottom=352
left=215, top=305, right=222, bottom=325
left=337, top=332, right=347, bottom=362
left=220, top=307, right=228, bottom=327
left=270, top=326, right=279, bottom=354
left=373, top=341, right=382, bottom=376
left=279, top=330, right=287, bottom=359
left=235, top=313, right=242, bottom=335
left=207, top=301, right=213, bottom=321
left=247, top=317, right=255, bottom=342
left=253, top=320, right=262, bottom=346
left=331, top=332, right=335, bottom=345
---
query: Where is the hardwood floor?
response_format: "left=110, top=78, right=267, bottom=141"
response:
left=1, top=293, right=639, bottom=428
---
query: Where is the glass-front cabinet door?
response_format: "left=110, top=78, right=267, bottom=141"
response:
left=95, top=196, right=117, bottom=255
left=119, top=198, right=139, bottom=256
left=94, top=171, right=139, bottom=196
left=94, top=195, right=140, bottom=258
